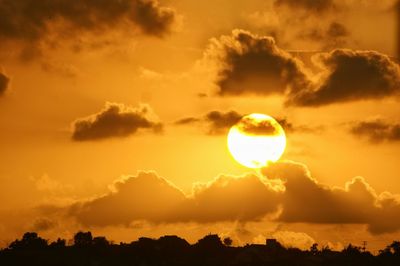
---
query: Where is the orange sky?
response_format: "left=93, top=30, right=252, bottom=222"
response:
left=0, top=0, right=400, bottom=252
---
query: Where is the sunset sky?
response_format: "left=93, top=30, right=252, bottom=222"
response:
left=1, top=0, right=400, bottom=252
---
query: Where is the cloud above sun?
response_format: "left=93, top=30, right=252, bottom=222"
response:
left=0, top=0, right=176, bottom=39
left=175, top=110, right=295, bottom=135
left=204, top=30, right=400, bottom=106
left=0, top=0, right=178, bottom=58
left=274, top=0, right=336, bottom=13
left=72, top=103, right=162, bottom=141
left=205, top=29, right=311, bottom=97
left=290, top=49, right=400, bottom=106
left=350, top=118, right=400, bottom=143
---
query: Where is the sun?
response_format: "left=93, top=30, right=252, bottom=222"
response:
left=227, top=113, right=286, bottom=168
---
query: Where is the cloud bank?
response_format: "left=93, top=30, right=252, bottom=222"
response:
left=66, top=161, right=400, bottom=234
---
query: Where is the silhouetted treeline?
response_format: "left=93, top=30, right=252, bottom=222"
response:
left=1, top=231, right=400, bottom=266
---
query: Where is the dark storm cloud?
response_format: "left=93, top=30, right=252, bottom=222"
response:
left=205, top=111, right=243, bottom=134
left=323, top=22, right=349, bottom=49
left=274, top=0, right=335, bottom=13
left=175, top=117, right=201, bottom=125
left=40, top=60, right=78, bottom=78
left=266, top=0, right=350, bottom=52
left=131, top=0, right=176, bottom=36
left=206, top=30, right=312, bottom=96
left=66, top=161, right=400, bottom=234
left=237, top=116, right=279, bottom=136
left=175, top=110, right=242, bottom=135
left=31, top=217, right=57, bottom=232
left=289, top=49, right=400, bottom=106
left=0, top=0, right=176, bottom=42
left=299, top=22, right=349, bottom=50
left=326, top=22, right=348, bottom=39
left=72, top=103, right=162, bottom=141
left=175, top=110, right=295, bottom=135
left=207, top=30, right=400, bottom=106
left=0, top=71, right=10, bottom=96
left=276, top=118, right=295, bottom=133
left=350, top=119, right=400, bottom=143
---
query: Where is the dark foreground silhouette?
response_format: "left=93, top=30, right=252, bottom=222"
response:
left=1, top=232, right=400, bottom=266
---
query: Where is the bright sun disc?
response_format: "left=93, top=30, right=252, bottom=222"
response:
left=227, top=113, right=286, bottom=168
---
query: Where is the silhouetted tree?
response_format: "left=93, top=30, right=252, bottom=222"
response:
left=158, top=235, right=190, bottom=251
left=92, top=236, right=109, bottom=247
left=390, top=241, right=400, bottom=255
left=49, top=238, right=66, bottom=249
left=320, top=245, right=333, bottom=255
left=2, top=231, right=400, bottom=266
left=9, top=232, right=47, bottom=250
left=136, top=236, right=156, bottom=247
left=380, top=241, right=400, bottom=256
left=343, top=244, right=362, bottom=254
left=310, top=243, right=319, bottom=255
left=73, top=231, right=93, bottom=247
left=193, top=234, right=227, bottom=266
left=195, top=234, right=224, bottom=250
left=223, top=237, right=233, bottom=246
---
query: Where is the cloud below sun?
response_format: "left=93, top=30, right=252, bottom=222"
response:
left=36, top=160, right=399, bottom=236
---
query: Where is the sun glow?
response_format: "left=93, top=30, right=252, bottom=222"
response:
left=227, top=113, right=286, bottom=169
